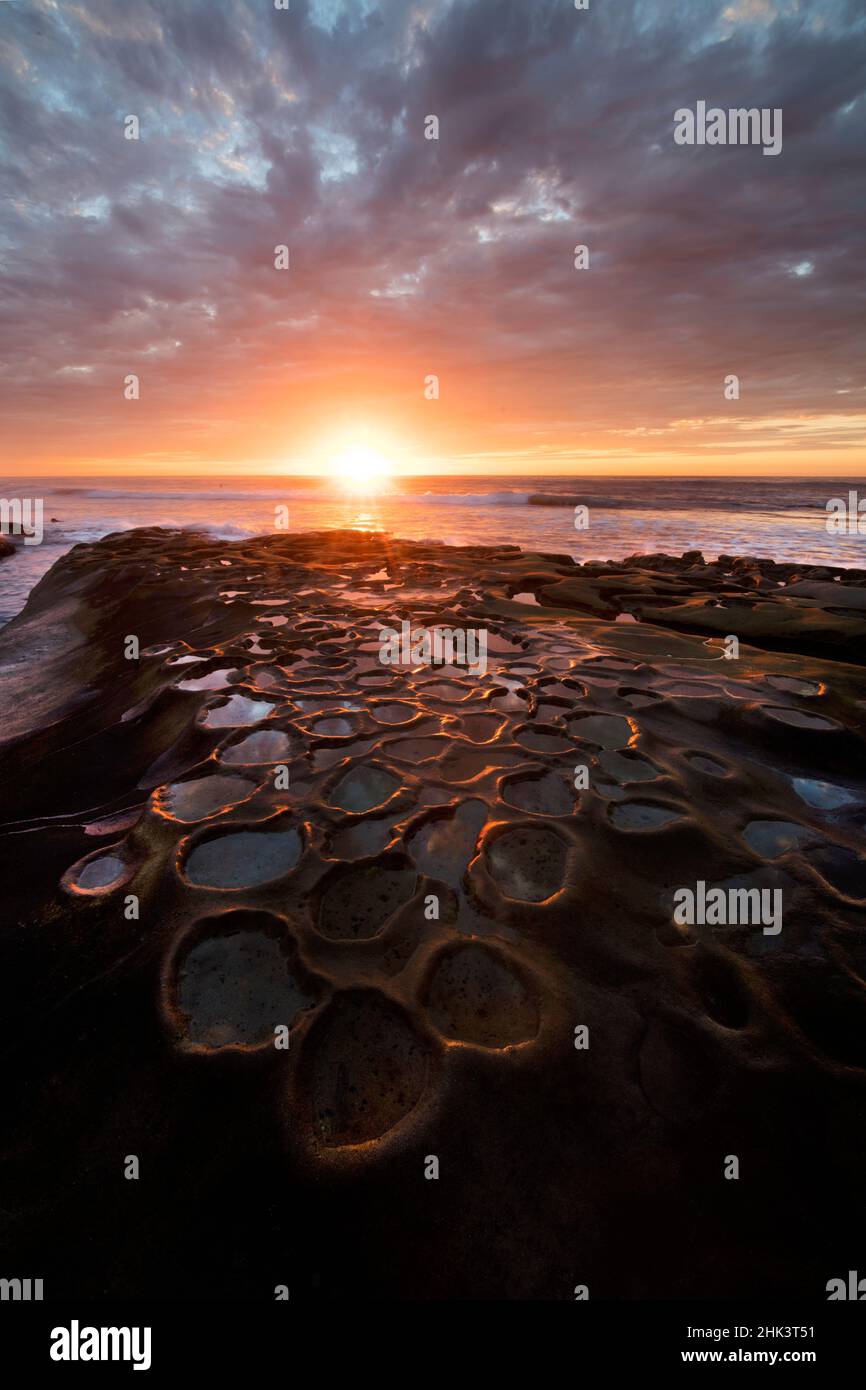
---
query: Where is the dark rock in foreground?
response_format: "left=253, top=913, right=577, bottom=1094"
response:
left=0, top=528, right=864, bottom=1300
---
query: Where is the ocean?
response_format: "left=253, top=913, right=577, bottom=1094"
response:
left=1, top=474, right=863, bottom=626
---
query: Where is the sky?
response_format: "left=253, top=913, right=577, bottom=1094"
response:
left=0, top=0, right=864, bottom=477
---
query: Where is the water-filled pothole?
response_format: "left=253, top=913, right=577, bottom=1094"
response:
left=424, top=943, right=538, bottom=1047
left=764, top=707, right=839, bottom=732
left=597, top=750, right=658, bottom=783
left=485, top=826, right=568, bottom=902
left=327, top=765, right=401, bottom=813
left=172, top=917, right=315, bottom=1049
left=303, top=992, right=431, bottom=1147
left=201, top=694, right=280, bottom=728
left=183, top=826, right=302, bottom=887
left=742, top=820, right=816, bottom=858
left=154, top=774, right=258, bottom=823
left=328, top=818, right=396, bottom=859
left=406, top=801, right=487, bottom=888
left=317, top=859, right=418, bottom=939
left=501, top=770, right=575, bottom=817
left=62, top=851, right=134, bottom=895
left=766, top=675, right=821, bottom=696
left=515, top=724, right=574, bottom=754
left=370, top=702, right=416, bottom=724
left=177, top=667, right=241, bottom=692
left=219, top=729, right=294, bottom=765
left=312, top=716, right=355, bottom=736
left=491, top=690, right=529, bottom=712
left=312, top=737, right=377, bottom=771
left=609, top=802, right=681, bottom=831
left=790, top=777, right=857, bottom=810
left=568, top=713, right=633, bottom=749
left=418, top=680, right=474, bottom=701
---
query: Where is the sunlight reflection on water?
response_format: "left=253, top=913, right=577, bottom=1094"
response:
left=1, top=479, right=863, bottom=626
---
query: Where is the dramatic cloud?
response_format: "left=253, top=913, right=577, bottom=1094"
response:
left=0, top=0, right=864, bottom=473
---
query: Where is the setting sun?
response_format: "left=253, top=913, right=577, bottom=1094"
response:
left=329, top=445, right=394, bottom=492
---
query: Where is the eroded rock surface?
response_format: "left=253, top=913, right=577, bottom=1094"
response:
left=1, top=528, right=865, bottom=1298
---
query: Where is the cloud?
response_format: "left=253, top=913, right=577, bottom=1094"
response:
left=0, top=0, right=864, bottom=469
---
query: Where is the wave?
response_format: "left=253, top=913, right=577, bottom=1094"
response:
left=417, top=490, right=531, bottom=506
left=527, top=492, right=632, bottom=509
left=43, top=520, right=259, bottom=546
left=54, top=487, right=319, bottom=503
left=50, top=485, right=613, bottom=509
left=36, top=484, right=537, bottom=507
left=192, top=521, right=258, bottom=540
left=8, top=479, right=846, bottom=516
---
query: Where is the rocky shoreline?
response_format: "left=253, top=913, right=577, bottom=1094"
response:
left=0, top=527, right=864, bottom=1298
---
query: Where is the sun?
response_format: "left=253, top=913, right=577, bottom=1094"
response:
left=329, top=444, right=393, bottom=493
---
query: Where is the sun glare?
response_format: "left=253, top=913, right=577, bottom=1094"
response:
left=329, top=444, right=393, bottom=492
